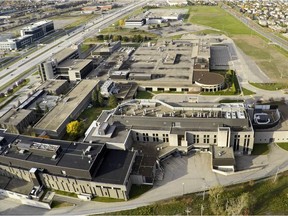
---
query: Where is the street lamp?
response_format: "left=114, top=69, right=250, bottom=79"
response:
left=185, top=207, right=191, bottom=216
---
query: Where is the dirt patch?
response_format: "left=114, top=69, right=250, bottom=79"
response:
left=232, top=35, right=288, bottom=82
left=50, top=17, right=79, bottom=29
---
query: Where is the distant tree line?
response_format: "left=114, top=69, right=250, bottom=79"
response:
left=95, top=34, right=153, bottom=43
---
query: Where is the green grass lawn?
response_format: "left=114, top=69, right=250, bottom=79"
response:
left=78, top=106, right=110, bottom=130
left=52, top=189, right=78, bottom=198
left=92, top=197, right=124, bottom=202
left=51, top=201, right=74, bottom=208
left=276, top=143, right=288, bottom=151
left=252, top=144, right=270, bottom=155
left=108, top=171, right=288, bottom=215
left=136, top=91, right=154, bottom=99
left=242, top=87, right=256, bottom=95
left=80, top=44, right=92, bottom=53
left=64, top=14, right=98, bottom=29
left=187, top=6, right=287, bottom=81
left=249, top=82, right=288, bottom=91
left=189, top=6, right=254, bottom=35
left=218, top=99, right=244, bottom=103
left=129, top=185, right=153, bottom=199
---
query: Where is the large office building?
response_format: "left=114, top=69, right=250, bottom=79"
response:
left=0, top=35, right=33, bottom=51
left=84, top=100, right=254, bottom=159
left=20, top=20, right=54, bottom=42
left=0, top=131, right=138, bottom=200
left=0, top=20, right=54, bottom=51
left=105, top=38, right=232, bottom=92
left=39, top=46, right=93, bottom=82
left=83, top=99, right=287, bottom=172
left=33, top=80, right=99, bottom=138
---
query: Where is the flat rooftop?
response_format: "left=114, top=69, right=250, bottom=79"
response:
left=34, top=80, right=98, bottom=132
left=52, top=47, right=77, bottom=63
left=84, top=100, right=252, bottom=135
left=128, top=40, right=196, bottom=85
left=253, top=103, right=288, bottom=131
left=0, top=109, right=33, bottom=126
left=38, top=80, right=68, bottom=92
left=212, top=146, right=235, bottom=166
left=0, top=130, right=134, bottom=185
left=193, top=71, right=225, bottom=85
left=0, top=130, right=104, bottom=172
left=58, top=59, right=92, bottom=71
left=21, top=20, right=53, bottom=30
left=94, top=149, right=135, bottom=185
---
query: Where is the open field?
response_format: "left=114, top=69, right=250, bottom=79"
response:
left=249, top=82, right=288, bottom=91
left=51, top=14, right=98, bottom=30
left=188, top=6, right=288, bottom=82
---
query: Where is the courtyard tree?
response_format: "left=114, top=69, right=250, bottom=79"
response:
left=108, top=94, right=118, bottom=108
left=66, top=120, right=84, bottom=139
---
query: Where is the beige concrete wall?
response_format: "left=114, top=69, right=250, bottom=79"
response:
left=254, top=130, right=288, bottom=144
left=0, top=165, right=31, bottom=182
left=41, top=173, right=128, bottom=200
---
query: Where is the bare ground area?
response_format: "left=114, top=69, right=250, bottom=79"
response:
left=49, top=17, right=80, bottom=29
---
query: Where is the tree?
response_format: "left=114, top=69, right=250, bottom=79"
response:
left=96, top=34, right=104, bottom=41
left=91, top=89, right=99, bottom=107
left=208, top=185, right=226, bottom=215
left=104, top=34, right=110, bottom=41
left=118, top=19, right=125, bottom=26
left=45, top=105, right=49, bottom=113
left=122, top=36, right=129, bottom=42
left=66, top=120, right=83, bottom=139
left=98, top=92, right=104, bottom=107
left=112, top=34, right=121, bottom=42
left=226, top=193, right=254, bottom=215
left=108, top=94, right=118, bottom=108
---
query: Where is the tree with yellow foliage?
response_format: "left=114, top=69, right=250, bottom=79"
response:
left=118, top=19, right=125, bottom=27
left=66, top=120, right=84, bottom=139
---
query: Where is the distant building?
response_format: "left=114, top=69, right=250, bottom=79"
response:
left=39, top=46, right=82, bottom=82
left=0, top=35, right=33, bottom=51
left=0, top=20, right=54, bottom=51
left=33, top=80, right=99, bottom=138
left=37, top=80, right=69, bottom=96
left=20, top=20, right=54, bottom=42
left=166, top=0, right=188, bottom=6
left=57, top=59, right=94, bottom=81
left=125, top=19, right=146, bottom=27
left=81, top=5, right=113, bottom=14
left=0, top=109, right=36, bottom=134
left=100, top=80, right=115, bottom=98
left=92, top=41, right=121, bottom=56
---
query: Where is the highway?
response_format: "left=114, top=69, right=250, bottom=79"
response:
left=0, top=0, right=150, bottom=92
left=222, top=4, right=288, bottom=52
